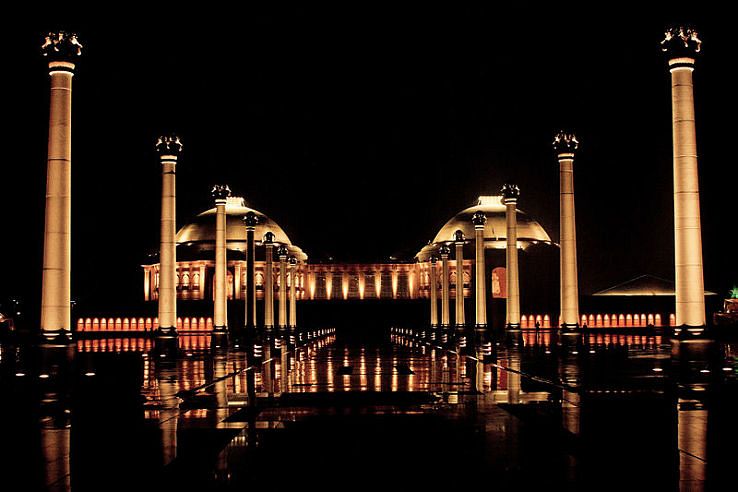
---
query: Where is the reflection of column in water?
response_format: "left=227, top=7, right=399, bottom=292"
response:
left=280, top=338, right=290, bottom=393
left=245, top=349, right=257, bottom=408
left=561, top=389, right=580, bottom=436
left=677, top=399, right=707, bottom=485
left=263, top=343, right=273, bottom=396
left=360, top=350, right=368, bottom=391
left=156, top=364, right=179, bottom=465
left=42, top=425, right=71, bottom=491
left=455, top=351, right=463, bottom=388
left=214, top=353, right=228, bottom=422
left=508, top=355, right=521, bottom=404
left=374, top=352, right=381, bottom=391
left=559, top=349, right=581, bottom=435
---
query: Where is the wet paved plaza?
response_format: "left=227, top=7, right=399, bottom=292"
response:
left=1, top=327, right=737, bottom=491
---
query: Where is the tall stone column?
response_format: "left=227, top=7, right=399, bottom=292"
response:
left=40, top=32, right=82, bottom=341
left=471, top=212, right=487, bottom=328
left=263, top=232, right=275, bottom=329
left=439, top=245, right=451, bottom=327
left=661, top=27, right=706, bottom=327
left=243, top=212, right=258, bottom=329
left=289, top=256, right=298, bottom=328
left=429, top=256, right=439, bottom=327
left=212, top=185, right=231, bottom=332
left=553, top=132, right=580, bottom=330
left=502, top=184, right=521, bottom=329
left=454, top=230, right=466, bottom=327
left=277, top=245, right=288, bottom=329
left=155, top=135, right=183, bottom=337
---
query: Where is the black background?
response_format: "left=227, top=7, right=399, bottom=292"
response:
left=1, top=3, right=735, bottom=317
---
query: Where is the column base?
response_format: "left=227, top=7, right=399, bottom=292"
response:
left=153, top=335, right=179, bottom=357
left=560, top=323, right=579, bottom=335
left=505, top=323, right=521, bottom=332
left=39, top=329, right=73, bottom=347
left=210, top=331, right=229, bottom=349
left=671, top=324, right=708, bottom=339
left=155, top=326, right=179, bottom=339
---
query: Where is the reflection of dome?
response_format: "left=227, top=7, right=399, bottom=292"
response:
left=176, top=196, right=307, bottom=261
left=416, top=196, right=553, bottom=261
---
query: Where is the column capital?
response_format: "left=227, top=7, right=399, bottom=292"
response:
left=42, top=32, right=82, bottom=73
left=263, top=231, right=275, bottom=245
left=277, top=245, right=289, bottom=259
left=439, top=244, right=451, bottom=257
left=289, top=256, right=298, bottom=266
left=430, top=255, right=438, bottom=264
left=155, top=135, right=183, bottom=160
left=661, top=26, right=701, bottom=67
left=243, top=211, right=259, bottom=229
left=453, top=230, right=466, bottom=245
left=501, top=183, right=520, bottom=204
left=553, top=131, right=579, bottom=158
left=471, top=211, right=487, bottom=229
left=211, top=184, right=231, bottom=202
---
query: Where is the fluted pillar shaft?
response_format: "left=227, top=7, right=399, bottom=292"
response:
left=474, top=227, right=486, bottom=327
left=429, top=259, right=438, bottom=326
left=441, top=252, right=450, bottom=327
left=504, top=198, right=520, bottom=328
left=264, top=244, right=274, bottom=328
left=158, top=153, right=178, bottom=334
left=40, top=63, right=75, bottom=336
left=289, top=263, right=297, bottom=328
left=213, top=199, right=227, bottom=331
left=455, top=242, right=465, bottom=326
left=670, top=58, right=706, bottom=327
left=278, top=255, right=287, bottom=328
left=558, top=152, right=579, bottom=328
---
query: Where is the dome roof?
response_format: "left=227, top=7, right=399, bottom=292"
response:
left=176, top=197, right=307, bottom=261
left=416, top=196, right=553, bottom=261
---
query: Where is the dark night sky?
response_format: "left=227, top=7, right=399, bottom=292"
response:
left=1, top=3, right=735, bottom=314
